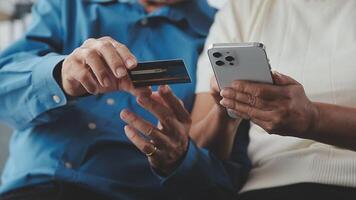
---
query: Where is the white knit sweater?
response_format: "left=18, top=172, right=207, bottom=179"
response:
left=195, top=0, right=356, bottom=193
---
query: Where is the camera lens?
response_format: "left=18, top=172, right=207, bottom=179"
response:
left=216, top=61, right=225, bottom=66
left=213, top=52, right=222, bottom=58
left=225, top=56, right=235, bottom=62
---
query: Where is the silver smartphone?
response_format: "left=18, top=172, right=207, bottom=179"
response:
left=208, top=42, right=273, bottom=118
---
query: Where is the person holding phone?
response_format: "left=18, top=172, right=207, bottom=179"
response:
left=120, top=0, right=356, bottom=199
left=188, top=0, right=356, bottom=199
left=0, top=0, right=245, bottom=199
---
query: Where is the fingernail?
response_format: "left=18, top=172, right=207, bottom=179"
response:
left=126, top=59, right=136, bottom=69
left=124, top=125, right=132, bottom=134
left=116, top=68, right=127, bottom=78
left=120, top=109, right=130, bottom=119
left=220, top=89, right=227, bottom=97
left=220, top=89, right=234, bottom=98
left=103, top=77, right=111, bottom=87
left=220, top=99, right=231, bottom=108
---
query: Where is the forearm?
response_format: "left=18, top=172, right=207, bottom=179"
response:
left=190, top=104, right=242, bottom=160
left=308, top=102, right=356, bottom=150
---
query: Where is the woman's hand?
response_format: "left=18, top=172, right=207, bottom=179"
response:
left=120, top=85, right=191, bottom=175
left=219, top=72, right=319, bottom=137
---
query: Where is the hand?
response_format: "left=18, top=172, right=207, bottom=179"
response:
left=120, top=85, right=191, bottom=175
left=219, top=71, right=319, bottom=137
left=61, top=36, right=150, bottom=97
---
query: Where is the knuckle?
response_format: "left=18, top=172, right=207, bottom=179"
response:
left=72, top=48, right=82, bottom=57
left=82, top=48, right=97, bottom=58
left=101, top=36, right=113, bottom=41
left=272, top=116, right=283, bottom=126
left=116, top=43, right=127, bottom=49
left=248, top=94, right=256, bottom=106
left=252, top=87, right=263, bottom=97
left=232, top=81, right=243, bottom=90
left=77, top=70, right=91, bottom=82
left=281, top=88, right=293, bottom=98
left=97, top=41, right=112, bottom=50
left=83, top=38, right=96, bottom=46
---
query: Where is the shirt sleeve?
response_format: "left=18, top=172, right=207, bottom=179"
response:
left=195, top=0, right=255, bottom=93
left=0, top=0, right=68, bottom=130
left=155, top=140, right=249, bottom=199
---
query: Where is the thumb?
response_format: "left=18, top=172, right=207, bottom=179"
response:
left=272, top=71, right=299, bottom=86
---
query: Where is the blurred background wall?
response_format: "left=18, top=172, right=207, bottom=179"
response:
left=0, top=0, right=34, bottom=181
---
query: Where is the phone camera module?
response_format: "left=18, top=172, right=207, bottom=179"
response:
left=216, top=60, right=225, bottom=66
left=225, top=56, right=235, bottom=62
left=213, top=52, right=222, bottom=58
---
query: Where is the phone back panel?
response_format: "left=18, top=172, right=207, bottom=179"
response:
left=208, top=43, right=273, bottom=118
left=208, top=43, right=273, bottom=90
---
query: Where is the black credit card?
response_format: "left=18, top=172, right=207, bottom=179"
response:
left=129, top=59, right=191, bottom=88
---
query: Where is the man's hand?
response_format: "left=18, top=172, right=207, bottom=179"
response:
left=219, top=71, right=319, bottom=137
left=61, top=36, right=150, bottom=97
left=120, top=85, right=191, bottom=176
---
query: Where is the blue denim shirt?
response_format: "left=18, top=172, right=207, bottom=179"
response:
left=0, top=0, right=248, bottom=199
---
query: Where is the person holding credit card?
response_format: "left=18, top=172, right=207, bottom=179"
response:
left=0, top=0, right=243, bottom=200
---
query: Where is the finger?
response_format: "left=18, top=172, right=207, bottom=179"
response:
left=272, top=71, right=299, bottom=86
left=230, top=80, right=280, bottom=101
left=81, top=48, right=112, bottom=88
left=231, top=110, right=268, bottom=127
left=71, top=60, right=100, bottom=94
left=220, top=88, right=273, bottom=110
left=118, top=76, right=152, bottom=97
left=158, top=85, right=191, bottom=123
left=136, top=96, right=176, bottom=129
left=151, top=91, right=167, bottom=106
left=220, top=98, right=270, bottom=121
left=120, top=109, right=171, bottom=148
left=103, top=37, right=137, bottom=70
left=96, top=38, right=127, bottom=79
left=124, top=125, right=158, bottom=155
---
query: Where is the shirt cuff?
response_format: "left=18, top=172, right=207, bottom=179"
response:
left=31, top=54, right=68, bottom=118
left=155, top=140, right=229, bottom=193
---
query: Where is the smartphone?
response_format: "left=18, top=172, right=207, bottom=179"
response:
left=208, top=42, right=273, bottom=118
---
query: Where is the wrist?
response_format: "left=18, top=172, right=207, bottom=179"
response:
left=305, top=102, right=321, bottom=139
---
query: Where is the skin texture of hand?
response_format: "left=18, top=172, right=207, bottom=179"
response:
left=219, top=71, right=319, bottom=138
left=61, top=36, right=150, bottom=97
left=120, top=85, right=191, bottom=175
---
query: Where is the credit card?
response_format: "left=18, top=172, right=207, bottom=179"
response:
left=129, top=59, right=191, bottom=87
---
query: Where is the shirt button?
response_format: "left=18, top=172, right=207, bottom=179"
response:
left=140, top=18, right=148, bottom=26
left=106, top=98, right=115, bottom=106
left=52, top=95, right=61, bottom=104
left=88, top=122, right=97, bottom=130
left=65, top=162, right=72, bottom=169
